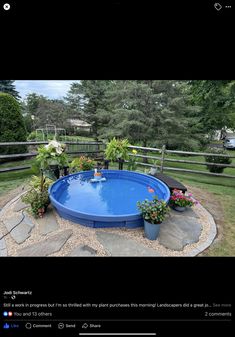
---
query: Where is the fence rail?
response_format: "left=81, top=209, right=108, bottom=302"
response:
left=0, top=141, right=104, bottom=174
left=127, top=145, right=235, bottom=179
left=1, top=142, right=235, bottom=179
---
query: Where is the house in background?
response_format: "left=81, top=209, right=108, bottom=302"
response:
left=67, top=119, right=92, bottom=134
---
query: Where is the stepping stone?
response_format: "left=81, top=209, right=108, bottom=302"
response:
left=22, top=212, right=35, bottom=228
left=0, top=234, right=7, bottom=256
left=3, top=213, right=24, bottom=232
left=158, top=216, right=202, bottom=251
left=170, top=207, right=200, bottom=218
left=17, top=229, right=73, bottom=256
left=69, top=245, right=97, bottom=256
left=12, top=199, right=29, bottom=212
left=37, top=208, right=59, bottom=235
left=96, top=232, right=161, bottom=256
left=9, top=219, right=35, bottom=244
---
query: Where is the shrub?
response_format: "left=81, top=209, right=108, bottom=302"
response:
left=0, top=93, right=27, bottom=154
left=205, top=148, right=232, bottom=173
left=69, top=156, right=95, bottom=172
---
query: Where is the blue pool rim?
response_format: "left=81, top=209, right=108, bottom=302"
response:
left=49, top=170, right=170, bottom=228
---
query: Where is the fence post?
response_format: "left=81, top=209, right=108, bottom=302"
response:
left=160, top=145, right=166, bottom=173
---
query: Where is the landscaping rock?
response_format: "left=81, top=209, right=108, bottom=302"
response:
left=69, top=245, right=97, bottom=256
left=36, top=208, right=59, bottom=235
left=17, top=229, right=73, bottom=256
left=22, top=212, right=35, bottom=228
left=12, top=199, right=29, bottom=212
left=158, top=216, right=202, bottom=251
left=9, top=221, right=34, bottom=244
left=170, top=207, right=200, bottom=218
left=96, top=232, right=161, bottom=256
left=3, top=213, right=24, bottom=232
left=0, top=234, right=7, bottom=256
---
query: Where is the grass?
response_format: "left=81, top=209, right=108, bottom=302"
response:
left=169, top=174, right=235, bottom=256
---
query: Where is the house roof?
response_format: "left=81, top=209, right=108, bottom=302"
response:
left=67, top=119, right=91, bottom=127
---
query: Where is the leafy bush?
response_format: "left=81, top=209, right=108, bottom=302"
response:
left=69, top=156, right=95, bottom=172
left=105, top=137, right=130, bottom=162
left=127, top=149, right=138, bottom=171
left=27, top=131, right=44, bottom=141
left=22, top=174, right=53, bottom=218
left=205, top=148, right=232, bottom=173
left=0, top=93, right=27, bottom=154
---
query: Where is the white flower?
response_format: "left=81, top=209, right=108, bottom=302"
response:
left=49, top=140, right=61, bottom=149
left=56, top=148, right=63, bottom=155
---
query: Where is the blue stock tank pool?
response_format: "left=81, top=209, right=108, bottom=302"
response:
left=49, top=170, right=170, bottom=228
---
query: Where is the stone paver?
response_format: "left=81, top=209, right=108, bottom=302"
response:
left=170, top=208, right=200, bottom=218
left=37, top=207, right=59, bottom=235
left=17, top=229, right=73, bottom=256
left=3, top=213, right=24, bottom=232
left=0, top=235, right=7, bottom=256
left=158, top=216, right=202, bottom=251
left=69, top=245, right=97, bottom=256
left=12, top=199, right=29, bottom=212
left=96, top=232, right=161, bottom=256
left=3, top=212, right=35, bottom=244
left=22, top=212, right=35, bottom=228
left=9, top=222, right=34, bottom=244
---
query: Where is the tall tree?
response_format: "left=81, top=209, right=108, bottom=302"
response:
left=189, top=80, right=235, bottom=138
left=0, top=80, right=20, bottom=100
left=0, top=93, right=27, bottom=154
left=65, top=80, right=112, bottom=139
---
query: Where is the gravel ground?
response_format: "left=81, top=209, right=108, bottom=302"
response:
left=0, top=186, right=217, bottom=256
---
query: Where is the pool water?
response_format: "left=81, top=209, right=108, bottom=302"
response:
left=49, top=170, right=170, bottom=228
left=56, top=175, right=166, bottom=216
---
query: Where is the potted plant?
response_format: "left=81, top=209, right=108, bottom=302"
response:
left=105, top=137, right=130, bottom=170
left=137, top=196, right=169, bottom=240
left=69, top=156, right=96, bottom=173
left=127, top=149, right=138, bottom=171
left=22, top=173, right=53, bottom=218
left=36, top=140, right=68, bottom=179
left=169, top=189, right=197, bottom=212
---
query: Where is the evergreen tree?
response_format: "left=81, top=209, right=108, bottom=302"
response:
left=0, top=80, right=20, bottom=100
left=0, top=93, right=27, bottom=154
left=189, top=80, right=235, bottom=138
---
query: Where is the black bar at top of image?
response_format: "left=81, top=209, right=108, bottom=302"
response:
left=0, top=0, right=233, bottom=20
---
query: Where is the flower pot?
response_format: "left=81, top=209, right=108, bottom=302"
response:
left=172, top=205, right=186, bottom=212
left=144, top=220, right=161, bottom=240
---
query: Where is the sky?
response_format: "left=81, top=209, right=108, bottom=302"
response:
left=15, top=80, right=78, bottom=100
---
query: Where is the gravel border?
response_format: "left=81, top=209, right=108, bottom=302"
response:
left=0, top=192, right=217, bottom=257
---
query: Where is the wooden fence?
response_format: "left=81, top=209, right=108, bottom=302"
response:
left=0, top=141, right=104, bottom=173
left=127, top=145, right=235, bottom=179
left=1, top=141, right=235, bottom=179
